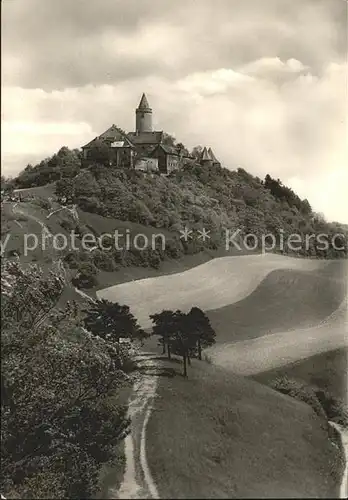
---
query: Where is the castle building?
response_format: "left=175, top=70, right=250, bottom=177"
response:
left=200, top=147, right=213, bottom=167
left=135, top=92, right=153, bottom=133
left=81, top=94, right=218, bottom=173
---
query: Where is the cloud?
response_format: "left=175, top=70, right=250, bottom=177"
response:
left=1, top=0, right=347, bottom=222
left=2, top=57, right=346, bottom=222
left=2, top=0, right=346, bottom=89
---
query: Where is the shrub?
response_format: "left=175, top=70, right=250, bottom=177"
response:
left=270, top=376, right=327, bottom=420
left=315, top=389, right=348, bottom=426
left=72, top=261, right=98, bottom=289
left=165, top=238, right=183, bottom=259
left=148, top=250, right=162, bottom=269
left=92, top=250, right=118, bottom=272
left=64, top=251, right=84, bottom=269
left=33, top=198, right=52, bottom=211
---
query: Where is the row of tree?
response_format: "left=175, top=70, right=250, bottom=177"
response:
left=83, top=300, right=216, bottom=378
left=150, top=308, right=216, bottom=376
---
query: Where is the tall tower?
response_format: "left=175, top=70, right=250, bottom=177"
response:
left=200, top=147, right=213, bottom=167
left=136, top=93, right=152, bottom=134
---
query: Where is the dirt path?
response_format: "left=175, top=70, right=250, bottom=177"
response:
left=111, top=353, right=159, bottom=500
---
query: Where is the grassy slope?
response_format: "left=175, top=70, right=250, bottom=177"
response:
left=253, top=348, right=348, bottom=402
left=147, top=357, right=340, bottom=499
left=206, top=261, right=347, bottom=343
left=3, top=199, right=255, bottom=290
left=206, top=300, right=347, bottom=376
left=76, top=209, right=247, bottom=289
left=97, top=254, right=326, bottom=329
left=1, top=202, right=95, bottom=308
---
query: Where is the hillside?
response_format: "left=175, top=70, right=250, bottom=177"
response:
left=206, top=261, right=347, bottom=342
left=206, top=298, right=347, bottom=376
left=254, top=348, right=348, bottom=402
left=146, top=356, right=343, bottom=498
left=2, top=147, right=347, bottom=499
left=2, top=146, right=346, bottom=300
left=1, top=198, right=241, bottom=294
left=97, top=255, right=345, bottom=329
left=6, top=147, right=347, bottom=267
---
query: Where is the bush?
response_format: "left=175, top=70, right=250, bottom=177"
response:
left=270, top=376, right=327, bottom=420
left=165, top=238, right=183, bottom=259
left=64, top=251, right=90, bottom=269
left=32, top=198, right=52, bottom=211
left=315, top=389, right=348, bottom=426
left=92, top=250, right=118, bottom=272
left=148, top=250, right=162, bottom=269
left=72, top=262, right=98, bottom=289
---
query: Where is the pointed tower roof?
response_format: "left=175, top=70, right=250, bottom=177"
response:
left=201, top=147, right=211, bottom=161
left=137, top=93, right=151, bottom=110
left=208, top=147, right=219, bottom=163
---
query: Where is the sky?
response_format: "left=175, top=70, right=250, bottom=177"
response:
left=2, top=0, right=347, bottom=222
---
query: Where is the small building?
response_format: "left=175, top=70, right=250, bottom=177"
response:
left=199, top=146, right=221, bottom=168
left=200, top=147, right=213, bottom=167
left=150, top=144, right=192, bottom=175
left=81, top=125, right=135, bottom=168
left=208, top=147, right=221, bottom=167
left=127, top=131, right=164, bottom=158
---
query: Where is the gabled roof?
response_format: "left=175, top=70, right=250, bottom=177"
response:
left=208, top=147, right=220, bottom=163
left=82, top=125, right=134, bottom=149
left=201, top=147, right=211, bottom=161
left=127, top=131, right=163, bottom=145
left=137, top=93, right=151, bottom=110
left=82, top=136, right=99, bottom=149
left=156, top=144, right=179, bottom=156
left=150, top=143, right=191, bottom=158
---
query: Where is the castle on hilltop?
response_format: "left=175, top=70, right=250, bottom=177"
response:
left=81, top=93, right=220, bottom=174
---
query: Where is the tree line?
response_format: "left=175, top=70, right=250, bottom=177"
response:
left=150, top=308, right=216, bottom=376
left=85, top=300, right=216, bottom=378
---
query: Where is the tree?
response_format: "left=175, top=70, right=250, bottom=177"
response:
left=1, top=260, right=131, bottom=498
left=186, top=307, right=216, bottom=360
left=176, top=143, right=189, bottom=157
left=168, top=310, right=195, bottom=377
left=162, top=133, right=176, bottom=147
left=150, top=310, right=177, bottom=359
left=191, top=145, right=203, bottom=160
left=1, top=175, right=14, bottom=194
left=1, top=260, right=65, bottom=330
left=150, top=309, right=196, bottom=377
left=72, top=261, right=98, bottom=289
left=83, top=299, right=147, bottom=344
left=55, top=177, right=74, bottom=200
